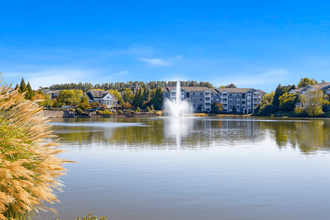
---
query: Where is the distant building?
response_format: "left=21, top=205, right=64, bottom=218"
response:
left=85, top=90, right=118, bottom=108
left=289, top=82, right=330, bottom=110
left=162, top=87, right=266, bottom=114
left=289, top=82, right=330, bottom=96
left=215, top=88, right=266, bottom=114
left=41, top=89, right=60, bottom=100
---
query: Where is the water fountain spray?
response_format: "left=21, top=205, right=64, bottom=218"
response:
left=164, top=80, right=190, bottom=117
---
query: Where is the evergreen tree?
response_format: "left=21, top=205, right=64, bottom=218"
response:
left=15, top=83, right=19, bottom=90
left=25, top=82, right=35, bottom=100
left=151, top=87, right=163, bottom=110
left=143, top=84, right=150, bottom=102
left=19, top=78, right=28, bottom=94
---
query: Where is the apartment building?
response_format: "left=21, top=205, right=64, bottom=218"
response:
left=162, top=87, right=266, bottom=113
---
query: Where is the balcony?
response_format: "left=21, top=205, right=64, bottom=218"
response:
left=205, top=92, right=211, bottom=97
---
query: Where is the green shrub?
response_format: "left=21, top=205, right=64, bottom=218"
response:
left=96, top=110, right=103, bottom=114
left=256, top=104, right=278, bottom=116
left=136, top=107, right=141, bottom=112
left=78, top=102, right=91, bottom=111
left=150, top=105, right=154, bottom=111
left=324, top=112, right=330, bottom=118
left=118, top=110, right=123, bottom=114
left=103, top=110, right=113, bottom=115
left=131, top=110, right=135, bottom=114
left=55, top=212, right=107, bottom=220
left=76, top=107, right=83, bottom=115
left=146, top=106, right=151, bottom=112
left=69, top=108, right=75, bottom=112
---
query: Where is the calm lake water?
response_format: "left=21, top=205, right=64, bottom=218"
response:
left=39, top=116, right=330, bottom=220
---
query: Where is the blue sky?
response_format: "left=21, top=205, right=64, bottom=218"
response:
left=1, top=0, right=330, bottom=92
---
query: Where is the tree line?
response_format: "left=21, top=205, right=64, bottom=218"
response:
left=42, top=80, right=238, bottom=92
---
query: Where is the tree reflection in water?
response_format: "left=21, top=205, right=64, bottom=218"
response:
left=50, top=117, right=330, bottom=155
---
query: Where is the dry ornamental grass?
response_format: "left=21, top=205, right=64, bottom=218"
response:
left=0, top=72, right=73, bottom=220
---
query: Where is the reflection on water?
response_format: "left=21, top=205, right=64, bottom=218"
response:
left=40, top=116, right=330, bottom=220
left=51, top=117, right=330, bottom=154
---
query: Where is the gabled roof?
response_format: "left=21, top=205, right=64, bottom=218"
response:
left=289, top=87, right=305, bottom=93
left=161, top=87, right=169, bottom=92
left=290, top=82, right=330, bottom=93
left=42, top=89, right=60, bottom=94
left=215, top=88, right=254, bottom=93
left=84, top=93, right=92, bottom=102
left=256, top=89, right=267, bottom=94
left=309, top=82, right=330, bottom=90
left=87, top=90, right=117, bottom=101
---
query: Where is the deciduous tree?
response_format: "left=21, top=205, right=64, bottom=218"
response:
left=297, top=77, right=318, bottom=88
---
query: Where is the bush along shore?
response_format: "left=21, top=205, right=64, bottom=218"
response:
left=41, top=109, right=162, bottom=118
left=253, top=77, right=330, bottom=118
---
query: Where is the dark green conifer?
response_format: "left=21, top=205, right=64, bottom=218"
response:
left=26, top=82, right=35, bottom=99
left=19, top=78, right=28, bottom=94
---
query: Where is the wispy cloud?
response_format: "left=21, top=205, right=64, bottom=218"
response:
left=139, top=58, right=172, bottom=66
left=138, top=55, right=182, bottom=67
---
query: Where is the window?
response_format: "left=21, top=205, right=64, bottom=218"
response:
left=200, top=98, right=203, bottom=101
left=242, top=101, right=246, bottom=104
left=237, top=105, right=240, bottom=108
left=216, top=94, right=219, bottom=96
left=229, top=104, right=233, bottom=108
left=193, top=98, right=196, bottom=102
left=200, top=93, right=203, bottom=95
left=229, top=94, right=232, bottom=96
left=237, top=94, right=240, bottom=96
left=192, top=92, right=195, bottom=95
left=186, top=92, right=190, bottom=97
left=242, top=94, right=245, bottom=98
left=193, top=104, right=195, bottom=107
left=223, top=109, right=227, bottom=112
left=171, top=92, right=176, bottom=96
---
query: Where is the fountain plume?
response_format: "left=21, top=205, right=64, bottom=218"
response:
left=164, top=80, right=190, bottom=117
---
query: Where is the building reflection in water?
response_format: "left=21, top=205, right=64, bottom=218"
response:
left=50, top=117, right=330, bottom=155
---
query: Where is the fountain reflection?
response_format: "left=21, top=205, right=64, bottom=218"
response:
left=163, top=117, right=195, bottom=152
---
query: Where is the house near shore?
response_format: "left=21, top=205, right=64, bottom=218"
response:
left=85, top=90, right=118, bottom=108
left=289, top=82, right=330, bottom=110
left=162, top=86, right=266, bottom=114
left=289, top=82, right=330, bottom=96
left=41, top=89, right=60, bottom=100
